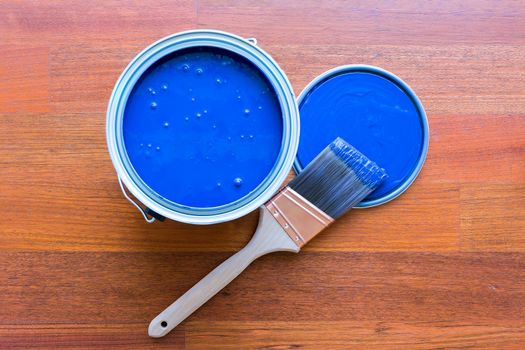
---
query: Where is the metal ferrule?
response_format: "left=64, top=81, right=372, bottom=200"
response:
left=265, top=187, right=334, bottom=248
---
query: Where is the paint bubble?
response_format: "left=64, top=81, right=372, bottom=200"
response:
left=203, top=110, right=208, bottom=114
left=150, top=102, right=157, bottom=109
left=196, top=112, right=202, bottom=118
left=147, top=144, right=152, bottom=148
left=227, top=136, right=232, bottom=141
left=184, top=117, right=189, bottom=122
left=189, top=88, right=193, bottom=92
left=140, top=143, right=144, bottom=147
left=233, top=177, right=243, bottom=187
left=237, top=95, right=241, bottom=100
left=244, top=108, right=250, bottom=115
left=156, top=146, right=161, bottom=151
left=249, top=134, right=254, bottom=139
left=196, top=68, right=203, bottom=75
left=182, top=64, right=190, bottom=72
left=191, top=97, right=196, bottom=102
left=217, top=182, right=222, bottom=187
left=163, top=122, right=169, bottom=128
left=212, top=124, right=217, bottom=129
left=216, top=78, right=222, bottom=84
left=240, top=134, right=245, bottom=139
left=162, top=84, right=168, bottom=91
left=258, top=106, right=262, bottom=110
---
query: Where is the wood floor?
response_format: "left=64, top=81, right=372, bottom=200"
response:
left=1, top=1, right=524, bottom=348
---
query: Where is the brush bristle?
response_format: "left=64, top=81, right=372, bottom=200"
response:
left=289, top=137, right=387, bottom=219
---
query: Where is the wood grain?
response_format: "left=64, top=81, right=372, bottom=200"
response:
left=1, top=252, right=524, bottom=322
left=0, top=324, right=185, bottom=349
left=196, top=0, right=525, bottom=45
left=0, top=252, right=524, bottom=348
left=0, top=46, right=50, bottom=113
left=461, top=184, right=525, bottom=251
left=186, top=321, right=525, bottom=350
left=0, top=0, right=196, bottom=44
left=1, top=0, right=524, bottom=348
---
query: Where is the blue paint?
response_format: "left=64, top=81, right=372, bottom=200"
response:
left=297, top=71, right=424, bottom=201
left=123, top=48, right=283, bottom=208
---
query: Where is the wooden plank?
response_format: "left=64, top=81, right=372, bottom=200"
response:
left=186, top=321, right=525, bottom=350
left=196, top=0, right=525, bottom=45
left=0, top=324, right=184, bottom=349
left=1, top=252, right=523, bottom=324
left=49, top=44, right=135, bottom=114
left=0, top=0, right=197, bottom=44
left=0, top=46, right=49, bottom=113
left=2, top=321, right=523, bottom=350
left=461, top=184, right=525, bottom=251
left=425, top=115, right=525, bottom=183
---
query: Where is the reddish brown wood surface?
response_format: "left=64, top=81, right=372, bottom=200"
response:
left=1, top=1, right=524, bottom=349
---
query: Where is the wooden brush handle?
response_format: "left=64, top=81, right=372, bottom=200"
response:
left=148, top=206, right=299, bottom=338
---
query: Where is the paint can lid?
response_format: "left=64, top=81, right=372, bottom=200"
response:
left=294, top=65, right=429, bottom=208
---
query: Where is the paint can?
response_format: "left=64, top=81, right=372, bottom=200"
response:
left=107, top=30, right=299, bottom=224
left=294, top=65, right=429, bottom=207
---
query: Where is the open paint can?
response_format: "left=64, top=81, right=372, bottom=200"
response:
left=294, top=65, right=429, bottom=207
left=107, top=30, right=299, bottom=224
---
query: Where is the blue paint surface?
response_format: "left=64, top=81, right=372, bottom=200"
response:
left=297, top=71, right=424, bottom=201
left=123, top=48, right=283, bottom=207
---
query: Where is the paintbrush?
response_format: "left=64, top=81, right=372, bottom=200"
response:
left=149, top=137, right=387, bottom=337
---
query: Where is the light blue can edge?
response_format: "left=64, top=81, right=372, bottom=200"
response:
left=293, top=64, right=429, bottom=208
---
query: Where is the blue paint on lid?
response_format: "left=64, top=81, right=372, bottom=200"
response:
left=295, top=66, right=428, bottom=207
left=123, top=47, right=283, bottom=208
